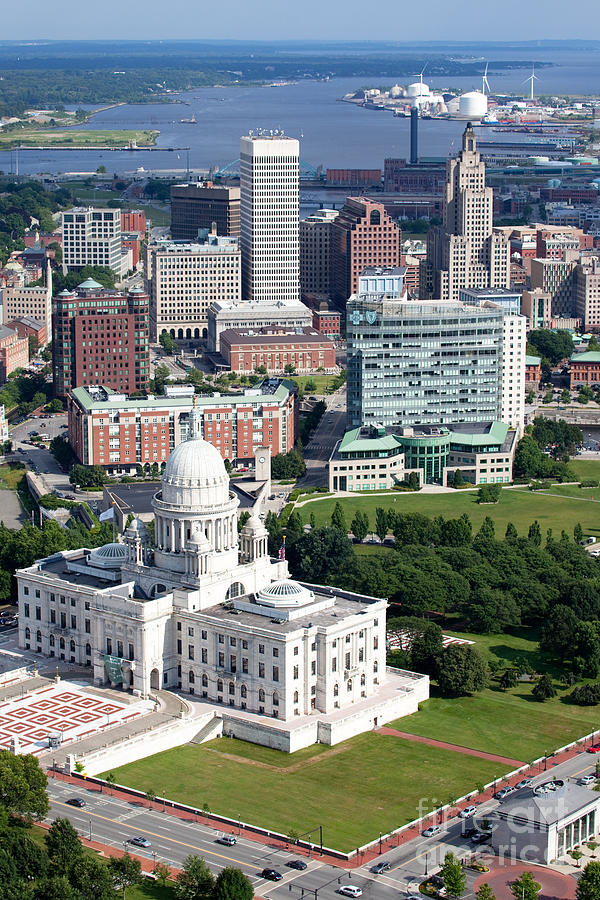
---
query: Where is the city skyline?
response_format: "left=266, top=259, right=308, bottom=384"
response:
left=2, top=3, right=597, bottom=41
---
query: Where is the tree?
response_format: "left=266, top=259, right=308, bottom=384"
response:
left=330, top=501, right=347, bottom=533
left=574, top=522, right=584, bottom=544
left=437, top=644, right=488, bottom=698
left=0, top=750, right=49, bottom=819
left=505, top=522, right=518, bottom=542
left=476, top=885, right=497, bottom=900
left=561, top=389, right=571, bottom=405
left=70, top=463, right=106, bottom=488
left=527, top=329, right=574, bottom=366
left=152, top=862, right=172, bottom=887
left=108, top=854, right=142, bottom=900
left=46, top=817, right=83, bottom=876
left=351, top=510, right=369, bottom=543
left=499, top=668, right=518, bottom=691
left=286, top=526, right=353, bottom=584
left=224, top=458, right=232, bottom=475
left=34, top=875, right=79, bottom=900
left=213, top=867, right=254, bottom=900
left=159, top=331, right=177, bottom=354
left=452, top=469, right=464, bottom=487
left=46, top=398, right=64, bottom=413
left=409, top=620, right=444, bottom=677
left=532, top=673, right=556, bottom=702
left=1, top=830, right=48, bottom=880
left=511, top=871, right=541, bottom=900
left=283, top=363, right=296, bottom=375
left=577, top=860, right=600, bottom=900
left=528, top=520, right=542, bottom=547
left=49, top=435, right=75, bottom=469
left=70, top=855, right=117, bottom=900
left=440, top=851, right=466, bottom=897
left=175, top=854, right=215, bottom=900
left=375, top=507, right=388, bottom=543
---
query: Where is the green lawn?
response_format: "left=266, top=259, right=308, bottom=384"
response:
left=0, top=462, right=26, bottom=490
left=286, top=375, right=339, bottom=395
left=395, top=682, right=600, bottom=763
left=0, top=129, right=158, bottom=149
left=104, top=733, right=510, bottom=852
left=299, top=487, right=600, bottom=538
left=569, top=459, right=600, bottom=482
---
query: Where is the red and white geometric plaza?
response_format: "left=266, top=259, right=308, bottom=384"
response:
left=0, top=682, right=153, bottom=754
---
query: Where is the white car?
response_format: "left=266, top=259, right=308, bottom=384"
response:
left=339, top=887, right=362, bottom=898
left=458, top=805, right=477, bottom=818
left=580, top=774, right=596, bottom=786
left=422, top=825, right=442, bottom=837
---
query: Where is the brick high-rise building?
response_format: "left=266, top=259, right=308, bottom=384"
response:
left=575, top=257, right=600, bottom=330
left=240, top=135, right=300, bottom=304
left=530, top=257, right=578, bottom=319
left=170, top=183, right=240, bottom=241
left=420, top=124, right=510, bottom=301
left=0, top=325, right=29, bottom=383
left=329, top=198, right=402, bottom=306
left=52, top=278, right=150, bottom=398
left=299, top=209, right=339, bottom=299
left=1, top=260, right=52, bottom=337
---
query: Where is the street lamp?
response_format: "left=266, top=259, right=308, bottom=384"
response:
left=88, top=819, right=92, bottom=841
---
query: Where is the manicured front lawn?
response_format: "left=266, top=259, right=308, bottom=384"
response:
left=104, top=733, right=509, bottom=852
left=286, top=375, right=339, bottom=394
left=299, top=488, right=600, bottom=538
left=0, top=462, right=26, bottom=490
left=395, top=684, right=600, bottom=763
left=568, top=459, right=600, bottom=483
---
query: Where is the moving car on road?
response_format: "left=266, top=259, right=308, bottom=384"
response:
left=515, top=778, right=533, bottom=790
left=338, top=887, right=362, bottom=898
left=580, top=775, right=596, bottom=785
left=471, top=832, right=491, bottom=844
left=260, top=869, right=283, bottom=881
left=287, top=860, right=307, bottom=870
left=458, top=805, right=477, bottom=818
left=422, top=825, right=441, bottom=837
left=216, top=835, right=237, bottom=846
left=66, top=798, right=86, bottom=808
left=495, top=786, right=516, bottom=800
left=128, top=836, right=151, bottom=847
left=371, top=862, right=391, bottom=874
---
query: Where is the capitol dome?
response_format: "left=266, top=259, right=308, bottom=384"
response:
left=87, top=542, right=127, bottom=570
left=160, top=406, right=230, bottom=509
left=258, top=580, right=314, bottom=608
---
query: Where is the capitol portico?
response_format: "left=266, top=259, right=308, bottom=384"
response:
left=16, top=409, right=428, bottom=750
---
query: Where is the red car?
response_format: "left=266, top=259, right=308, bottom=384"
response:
left=587, top=744, right=600, bottom=753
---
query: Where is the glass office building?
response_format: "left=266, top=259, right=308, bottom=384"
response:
left=346, top=297, right=504, bottom=429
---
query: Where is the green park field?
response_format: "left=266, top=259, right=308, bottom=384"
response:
left=297, top=481, right=600, bottom=539
left=0, top=128, right=158, bottom=149
left=103, top=733, right=509, bottom=852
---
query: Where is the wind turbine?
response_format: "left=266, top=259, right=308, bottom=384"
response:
left=411, top=64, right=427, bottom=96
left=482, top=62, right=491, bottom=96
left=523, top=65, right=538, bottom=102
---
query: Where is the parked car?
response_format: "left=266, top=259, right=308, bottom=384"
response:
left=260, top=869, right=283, bottom=881
left=422, top=825, right=441, bottom=837
left=338, top=887, right=362, bottom=898
left=495, top=786, right=516, bottom=800
left=580, top=775, right=596, bottom=785
left=458, top=805, right=477, bottom=819
left=515, top=778, right=533, bottom=790
left=587, top=744, right=600, bottom=754
left=128, top=836, right=151, bottom=847
left=66, top=798, right=86, bottom=808
left=287, top=860, right=307, bottom=870
left=371, top=862, right=391, bottom=874
left=216, top=835, right=237, bottom=846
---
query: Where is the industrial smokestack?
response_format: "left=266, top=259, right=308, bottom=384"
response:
left=410, top=105, right=418, bottom=165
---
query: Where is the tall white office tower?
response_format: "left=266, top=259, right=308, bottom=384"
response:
left=240, top=135, right=300, bottom=303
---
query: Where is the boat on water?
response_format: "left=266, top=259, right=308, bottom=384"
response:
left=180, top=115, right=197, bottom=124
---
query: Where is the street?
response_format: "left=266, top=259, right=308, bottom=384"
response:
left=44, top=745, right=600, bottom=898
left=9, top=413, right=84, bottom=498
left=300, top=388, right=347, bottom=488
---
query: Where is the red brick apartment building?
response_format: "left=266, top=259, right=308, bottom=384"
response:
left=570, top=352, right=600, bottom=387
left=68, top=380, right=296, bottom=471
left=0, top=325, right=29, bottom=382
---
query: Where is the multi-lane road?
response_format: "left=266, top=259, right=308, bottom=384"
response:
left=46, top=746, right=598, bottom=898
left=300, top=388, right=347, bottom=488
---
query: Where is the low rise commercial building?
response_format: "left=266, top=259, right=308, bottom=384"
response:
left=7, top=316, right=48, bottom=348
left=312, top=308, right=342, bottom=340
left=68, top=379, right=296, bottom=472
left=329, top=421, right=516, bottom=490
left=525, top=355, right=542, bottom=388
left=491, top=780, right=600, bottom=865
left=207, top=298, right=312, bottom=354
left=570, top=351, right=600, bottom=387
left=220, top=326, right=336, bottom=375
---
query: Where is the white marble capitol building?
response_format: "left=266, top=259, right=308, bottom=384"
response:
left=17, top=409, right=428, bottom=749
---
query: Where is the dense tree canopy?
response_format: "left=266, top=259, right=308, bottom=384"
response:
left=527, top=329, right=574, bottom=365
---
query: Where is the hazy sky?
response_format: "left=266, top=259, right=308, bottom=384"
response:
left=2, top=0, right=597, bottom=41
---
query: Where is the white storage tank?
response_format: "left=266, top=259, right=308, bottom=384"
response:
left=407, top=81, right=430, bottom=98
left=459, top=91, right=488, bottom=119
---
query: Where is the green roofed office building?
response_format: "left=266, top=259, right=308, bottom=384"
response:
left=329, top=421, right=516, bottom=490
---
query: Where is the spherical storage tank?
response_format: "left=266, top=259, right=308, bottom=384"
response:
left=459, top=91, right=488, bottom=119
left=547, top=178, right=562, bottom=188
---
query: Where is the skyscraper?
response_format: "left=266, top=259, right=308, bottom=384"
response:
left=61, top=207, right=123, bottom=277
left=170, top=183, right=240, bottom=240
left=240, top=135, right=299, bottom=304
left=420, top=124, right=510, bottom=301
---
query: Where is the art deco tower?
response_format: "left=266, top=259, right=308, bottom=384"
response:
left=421, top=124, right=509, bottom=301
